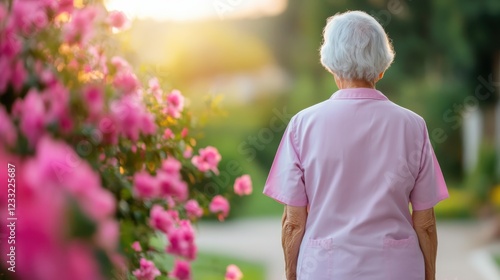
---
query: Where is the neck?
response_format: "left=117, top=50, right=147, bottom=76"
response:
left=336, top=78, right=376, bottom=89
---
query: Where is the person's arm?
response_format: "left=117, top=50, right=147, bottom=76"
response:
left=282, top=205, right=307, bottom=280
left=412, top=208, right=437, bottom=280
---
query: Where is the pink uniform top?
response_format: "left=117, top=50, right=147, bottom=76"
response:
left=263, top=88, right=449, bottom=280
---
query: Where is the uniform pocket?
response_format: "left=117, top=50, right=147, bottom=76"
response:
left=298, top=238, right=335, bottom=280
left=383, top=236, right=424, bottom=280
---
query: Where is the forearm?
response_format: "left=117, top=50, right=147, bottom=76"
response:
left=413, top=210, right=437, bottom=280
left=282, top=207, right=306, bottom=280
left=415, top=224, right=437, bottom=280
left=282, top=222, right=305, bottom=279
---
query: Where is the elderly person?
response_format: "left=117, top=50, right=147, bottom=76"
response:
left=263, top=11, right=449, bottom=280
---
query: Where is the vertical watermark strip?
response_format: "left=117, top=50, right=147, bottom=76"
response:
left=6, top=163, right=16, bottom=273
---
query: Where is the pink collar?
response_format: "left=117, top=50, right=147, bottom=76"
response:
left=330, top=88, right=388, bottom=101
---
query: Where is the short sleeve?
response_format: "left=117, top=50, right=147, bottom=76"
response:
left=263, top=117, right=308, bottom=207
left=410, top=123, right=449, bottom=211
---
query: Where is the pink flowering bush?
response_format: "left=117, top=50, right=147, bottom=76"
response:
left=0, top=1, right=250, bottom=279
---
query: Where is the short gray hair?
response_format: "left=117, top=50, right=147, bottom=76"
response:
left=320, top=11, right=395, bottom=82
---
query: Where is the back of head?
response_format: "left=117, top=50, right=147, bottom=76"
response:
left=320, top=11, right=395, bottom=82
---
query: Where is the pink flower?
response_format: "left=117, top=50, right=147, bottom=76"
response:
left=131, top=241, right=142, bottom=252
left=42, top=82, right=73, bottom=134
left=148, top=77, right=162, bottom=97
left=63, top=7, right=101, bottom=46
left=209, top=195, right=230, bottom=221
left=191, top=146, right=221, bottom=174
left=157, top=172, right=188, bottom=201
left=113, top=71, right=140, bottom=95
left=165, top=89, right=185, bottom=118
left=65, top=242, right=105, bottom=280
left=107, top=10, right=129, bottom=30
left=38, top=0, right=59, bottom=12
left=170, top=260, right=192, bottom=280
left=12, top=60, right=26, bottom=92
left=40, top=69, right=57, bottom=87
left=181, top=127, right=188, bottom=138
left=0, top=57, right=11, bottom=93
left=95, top=219, right=119, bottom=251
left=184, top=200, right=203, bottom=219
left=110, top=56, right=131, bottom=72
left=83, top=86, right=104, bottom=118
left=148, top=77, right=161, bottom=92
left=57, top=0, right=74, bottom=14
left=166, top=220, right=197, bottom=260
left=157, top=157, right=186, bottom=202
left=67, top=59, right=79, bottom=71
left=19, top=89, right=46, bottom=146
left=233, top=175, right=253, bottom=196
left=80, top=188, right=116, bottom=222
left=163, top=128, right=174, bottom=139
left=183, top=146, right=193, bottom=159
left=140, top=111, right=157, bottom=135
left=111, top=95, right=156, bottom=141
left=133, top=171, right=159, bottom=199
left=166, top=196, right=176, bottom=208
left=161, top=157, right=182, bottom=175
left=0, top=26, right=22, bottom=92
left=107, top=157, right=118, bottom=166
left=29, top=9, right=48, bottom=32
left=133, top=258, right=161, bottom=280
left=0, top=3, right=6, bottom=22
left=23, top=137, right=115, bottom=222
left=225, top=264, right=243, bottom=280
left=7, top=177, right=69, bottom=280
left=0, top=105, right=17, bottom=146
left=98, top=115, right=119, bottom=145
left=23, top=136, right=82, bottom=189
left=8, top=142, right=112, bottom=280
left=11, top=1, right=48, bottom=34
left=150, top=205, right=175, bottom=234
left=168, top=209, right=180, bottom=222
left=11, top=98, right=23, bottom=118
left=0, top=26, right=22, bottom=59
left=87, top=46, right=108, bottom=75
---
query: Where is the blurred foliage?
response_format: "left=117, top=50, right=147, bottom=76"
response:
left=465, top=143, right=499, bottom=201
left=492, top=185, right=500, bottom=209
left=434, top=187, right=475, bottom=219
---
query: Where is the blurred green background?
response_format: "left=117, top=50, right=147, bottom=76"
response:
left=108, top=0, right=500, bottom=220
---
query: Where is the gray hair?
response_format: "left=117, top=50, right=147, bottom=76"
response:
left=320, top=11, right=395, bottom=82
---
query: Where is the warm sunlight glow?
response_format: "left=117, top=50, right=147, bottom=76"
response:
left=105, top=0, right=287, bottom=21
